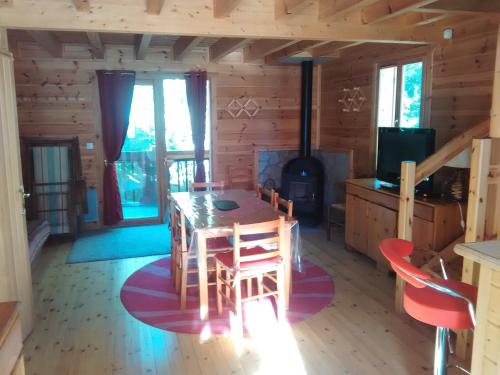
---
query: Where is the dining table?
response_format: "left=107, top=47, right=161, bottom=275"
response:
left=169, top=189, right=299, bottom=321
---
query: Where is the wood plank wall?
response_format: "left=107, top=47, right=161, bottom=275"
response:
left=320, top=16, right=499, bottom=177
left=10, top=41, right=316, bottom=227
left=213, top=64, right=319, bottom=186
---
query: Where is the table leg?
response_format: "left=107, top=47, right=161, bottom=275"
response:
left=197, top=231, right=209, bottom=321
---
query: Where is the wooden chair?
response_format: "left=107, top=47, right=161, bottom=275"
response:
left=189, top=181, right=225, bottom=192
left=257, top=184, right=275, bottom=205
left=214, top=217, right=287, bottom=334
left=174, top=205, right=233, bottom=309
left=226, top=165, right=254, bottom=190
left=273, top=192, right=293, bottom=217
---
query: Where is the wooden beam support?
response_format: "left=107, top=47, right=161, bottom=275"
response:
left=275, top=0, right=310, bottom=19
left=395, top=161, right=416, bottom=314
left=0, top=1, right=441, bottom=44
left=243, top=39, right=298, bottom=61
left=26, top=31, right=62, bottom=58
left=264, top=40, right=329, bottom=64
left=213, top=0, right=242, bottom=18
left=209, top=38, right=251, bottom=62
left=135, top=34, right=152, bottom=60
left=382, top=11, right=449, bottom=26
left=310, top=41, right=363, bottom=57
left=172, top=36, right=203, bottom=61
left=361, top=0, right=438, bottom=24
left=490, top=24, right=500, bottom=138
left=456, top=138, right=492, bottom=359
left=72, top=0, right=89, bottom=11
left=86, top=32, right=104, bottom=59
left=146, top=0, right=164, bottom=15
left=419, top=0, right=500, bottom=15
left=319, top=0, right=378, bottom=21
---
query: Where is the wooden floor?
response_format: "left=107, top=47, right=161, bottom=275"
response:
left=24, top=227, right=466, bottom=375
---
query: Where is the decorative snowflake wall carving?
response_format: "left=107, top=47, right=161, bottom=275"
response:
left=225, top=98, right=260, bottom=118
left=338, top=87, right=366, bottom=113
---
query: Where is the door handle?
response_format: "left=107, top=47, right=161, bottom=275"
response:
left=19, top=185, right=30, bottom=198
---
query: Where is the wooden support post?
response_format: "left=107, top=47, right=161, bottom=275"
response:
left=395, top=161, right=416, bottom=313
left=456, top=138, right=491, bottom=359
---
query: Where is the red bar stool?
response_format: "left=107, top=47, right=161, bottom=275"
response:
left=379, top=238, right=477, bottom=375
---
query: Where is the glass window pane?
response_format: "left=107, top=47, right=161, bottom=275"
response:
left=117, top=84, right=159, bottom=220
left=400, top=61, right=423, bottom=128
left=377, top=66, right=398, bottom=128
left=163, top=79, right=211, bottom=151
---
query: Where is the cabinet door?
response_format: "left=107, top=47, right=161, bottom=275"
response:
left=345, top=194, right=368, bottom=254
left=366, top=202, right=397, bottom=264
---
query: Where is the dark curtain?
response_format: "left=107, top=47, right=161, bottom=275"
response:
left=97, top=70, right=136, bottom=225
left=185, top=71, right=208, bottom=183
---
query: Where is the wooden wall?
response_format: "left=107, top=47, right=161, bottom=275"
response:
left=320, top=16, right=499, bottom=178
left=212, top=64, right=319, bottom=186
left=10, top=41, right=316, bottom=227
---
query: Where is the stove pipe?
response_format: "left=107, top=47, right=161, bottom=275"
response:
left=300, top=60, right=313, bottom=158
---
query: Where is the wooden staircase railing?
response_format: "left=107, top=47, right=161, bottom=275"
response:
left=414, top=120, right=490, bottom=185
left=395, top=120, right=491, bottom=314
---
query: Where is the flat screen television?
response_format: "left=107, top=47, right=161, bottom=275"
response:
left=376, top=127, right=436, bottom=193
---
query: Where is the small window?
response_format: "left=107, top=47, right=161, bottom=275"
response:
left=376, top=60, right=424, bottom=129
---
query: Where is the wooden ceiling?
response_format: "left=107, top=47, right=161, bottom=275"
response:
left=3, top=0, right=500, bottom=64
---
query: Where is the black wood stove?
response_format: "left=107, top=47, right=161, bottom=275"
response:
left=280, top=61, right=324, bottom=226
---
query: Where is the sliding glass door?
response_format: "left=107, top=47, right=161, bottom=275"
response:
left=116, top=82, right=160, bottom=221
left=164, top=78, right=210, bottom=193
left=114, top=77, right=211, bottom=224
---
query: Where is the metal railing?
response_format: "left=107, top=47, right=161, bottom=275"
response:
left=168, top=157, right=210, bottom=192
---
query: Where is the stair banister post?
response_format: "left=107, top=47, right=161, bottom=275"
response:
left=395, top=160, right=416, bottom=314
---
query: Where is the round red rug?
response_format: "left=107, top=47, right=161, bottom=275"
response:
left=120, top=257, right=334, bottom=335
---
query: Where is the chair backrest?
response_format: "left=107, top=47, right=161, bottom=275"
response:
left=227, top=165, right=254, bottom=190
left=233, top=216, right=285, bottom=269
left=172, top=202, right=188, bottom=253
left=273, top=192, right=293, bottom=217
left=189, top=181, right=225, bottom=192
left=379, top=238, right=431, bottom=288
left=257, top=184, right=275, bottom=205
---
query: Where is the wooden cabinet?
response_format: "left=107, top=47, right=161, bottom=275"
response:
left=345, top=178, right=465, bottom=269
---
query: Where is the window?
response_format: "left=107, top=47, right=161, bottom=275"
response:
left=163, top=79, right=211, bottom=151
left=376, top=61, right=424, bottom=129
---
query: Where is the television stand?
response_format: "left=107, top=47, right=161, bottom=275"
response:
left=345, top=178, right=465, bottom=270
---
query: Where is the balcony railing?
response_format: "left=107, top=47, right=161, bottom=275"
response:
left=167, top=155, right=210, bottom=193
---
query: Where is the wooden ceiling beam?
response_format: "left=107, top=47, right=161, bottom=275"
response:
left=172, top=36, right=203, bottom=61
left=361, top=0, right=438, bottom=24
left=319, top=0, right=378, bottom=21
left=72, top=0, right=89, bottom=11
left=243, top=39, right=299, bottom=61
left=416, top=0, right=500, bottom=15
left=381, top=11, right=449, bottom=26
left=26, top=31, right=62, bottom=58
left=135, top=33, right=153, bottom=60
left=275, top=0, right=310, bottom=19
left=310, top=41, right=363, bottom=57
left=86, top=32, right=104, bottom=59
left=146, top=0, right=164, bottom=15
left=209, top=38, right=252, bottom=62
left=0, top=1, right=441, bottom=44
left=264, top=40, right=327, bottom=64
left=213, top=0, right=243, bottom=18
